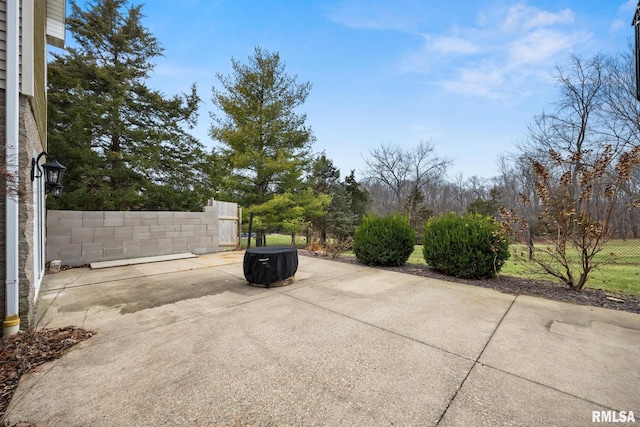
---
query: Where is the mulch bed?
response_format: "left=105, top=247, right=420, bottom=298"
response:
left=299, top=250, right=640, bottom=315
left=0, top=327, right=94, bottom=423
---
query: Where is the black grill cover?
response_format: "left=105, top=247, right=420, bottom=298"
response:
left=243, top=246, right=298, bottom=285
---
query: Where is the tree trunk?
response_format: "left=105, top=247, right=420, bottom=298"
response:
left=528, top=224, right=535, bottom=260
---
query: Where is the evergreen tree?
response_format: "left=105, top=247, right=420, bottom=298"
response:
left=308, top=153, right=358, bottom=241
left=247, top=189, right=330, bottom=245
left=345, top=170, right=370, bottom=225
left=326, top=184, right=358, bottom=239
left=403, top=187, right=432, bottom=234
left=210, top=46, right=315, bottom=207
left=466, top=187, right=501, bottom=217
left=47, top=0, right=213, bottom=210
left=308, top=152, right=340, bottom=194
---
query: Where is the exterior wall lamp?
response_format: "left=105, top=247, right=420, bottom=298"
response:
left=30, top=151, right=66, bottom=198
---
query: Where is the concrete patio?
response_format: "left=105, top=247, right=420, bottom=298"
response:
left=4, top=251, right=639, bottom=426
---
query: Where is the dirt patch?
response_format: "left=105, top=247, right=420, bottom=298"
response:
left=300, top=250, right=640, bottom=315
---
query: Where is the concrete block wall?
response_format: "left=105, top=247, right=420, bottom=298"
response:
left=47, top=209, right=229, bottom=267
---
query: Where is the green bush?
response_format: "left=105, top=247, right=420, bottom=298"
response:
left=353, top=214, right=415, bottom=266
left=423, top=212, right=510, bottom=279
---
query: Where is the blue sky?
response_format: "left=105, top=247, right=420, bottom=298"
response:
left=70, top=0, right=637, bottom=181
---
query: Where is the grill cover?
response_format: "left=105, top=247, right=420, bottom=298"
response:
left=243, top=246, right=298, bottom=286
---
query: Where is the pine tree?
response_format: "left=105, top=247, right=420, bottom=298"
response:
left=210, top=46, right=315, bottom=207
left=345, top=170, right=370, bottom=226
left=47, top=0, right=214, bottom=210
left=307, top=154, right=358, bottom=241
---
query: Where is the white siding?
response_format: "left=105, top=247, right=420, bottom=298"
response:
left=0, top=0, right=65, bottom=91
left=21, top=0, right=33, bottom=96
left=46, top=0, right=64, bottom=48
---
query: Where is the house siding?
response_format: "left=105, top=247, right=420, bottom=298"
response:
left=0, top=1, right=7, bottom=89
left=0, top=0, right=49, bottom=329
left=45, top=0, right=65, bottom=48
left=0, top=92, right=43, bottom=328
left=33, top=0, right=46, bottom=144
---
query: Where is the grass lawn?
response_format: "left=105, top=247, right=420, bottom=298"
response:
left=407, top=240, right=640, bottom=296
left=501, top=242, right=640, bottom=296
left=500, top=259, right=640, bottom=292
left=240, top=233, right=307, bottom=249
left=251, top=235, right=640, bottom=297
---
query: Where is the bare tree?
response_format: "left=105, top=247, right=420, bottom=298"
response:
left=501, top=145, right=640, bottom=290
left=495, top=153, right=542, bottom=257
left=520, top=54, right=609, bottom=204
left=363, top=140, right=452, bottom=225
left=601, top=43, right=640, bottom=155
left=448, top=173, right=469, bottom=214
left=502, top=51, right=640, bottom=290
left=361, top=178, right=397, bottom=216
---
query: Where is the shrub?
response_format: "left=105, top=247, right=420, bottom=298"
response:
left=423, top=212, right=510, bottom=279
left=323, top=236, right=353, bottom=259
left=353, top=214, right=415, bottom=266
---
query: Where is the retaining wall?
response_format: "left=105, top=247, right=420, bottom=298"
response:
left=47, top=201, right=238, bottom=266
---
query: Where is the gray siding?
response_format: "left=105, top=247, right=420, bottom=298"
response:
left=0, top=0, right=24, bottom=92
left=0, top=0, right=8, bottom=90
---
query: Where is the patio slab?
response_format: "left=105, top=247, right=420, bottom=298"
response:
left=5, top=252, right=639, bottom=426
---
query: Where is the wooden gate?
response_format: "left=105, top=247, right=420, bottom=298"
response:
left=208, top=198, right=240, bottom=249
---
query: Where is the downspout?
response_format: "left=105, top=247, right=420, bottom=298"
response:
left=4, top=0, right=21, bottom=336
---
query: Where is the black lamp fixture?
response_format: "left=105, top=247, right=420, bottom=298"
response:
left=31, top=151, right=66, bottom=198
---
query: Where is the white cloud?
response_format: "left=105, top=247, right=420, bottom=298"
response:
left=501, top=4, right=574, bottom=32
left=624, top=0, right=639, bottom=29
left=330, top=12, right=413, bottom=31
left=439, top=66, right=506, bottom=100
left=507, top=29, right=584, bottom=66
left=403, top=3, right=585, bottom=101
left=423, top=35, right=483, bottom=55
left=610, top=19, right=627, bottom=32
left=620, top=0, right=637, bottom=13
left=326, top=0, right=421, bottom=31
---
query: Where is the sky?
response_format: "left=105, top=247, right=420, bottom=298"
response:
left=68, top=0, right=637, bottom=181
